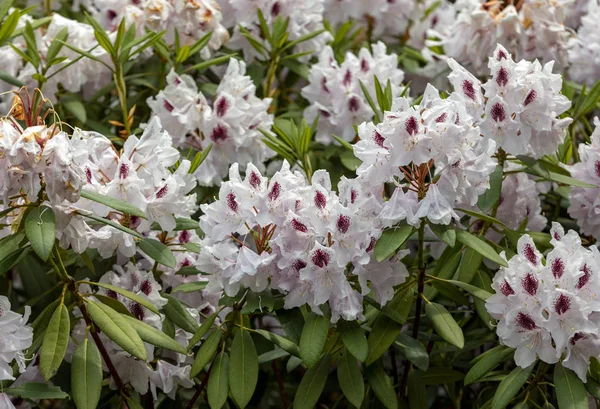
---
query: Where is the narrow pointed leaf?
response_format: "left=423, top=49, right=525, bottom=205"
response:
left=293, top=354, right=332, bottom=409
left=229, top=329, right=259, bottom=409
left=85, top=300, right=146, bottom=360
left=554, top=362, right=588, bottom=409
left=366, top=314, right=402, bottom=365
left=425, top=302, right=464, bottom=349
left=366, top=361, right=397, bottom=409
left=122, top=315, right=187, bottom=354
left=208, top=352, right=229, bottom=409
left=299, top=314, right=329, bottom=368
left=491, top=363, right=535, bottom=409
left=71, top=336, right=103, bottom=409
left=338, top=320, right=368, bottom=362
left=337, top=349, right=364, bottom=407
left=40, top=303, right=70, bottom=380
left=191, top=329, right=222, bottom=377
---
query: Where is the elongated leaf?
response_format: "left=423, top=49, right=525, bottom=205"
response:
left=366, top=314, right=402, bottom=365
left=85, top=300, right=146, bottom=360
left=408, top=370, right=427, bottom=409
left=440, top=279, right=493, bottom=301
left=299, top=313, right=329, bottom=368
left=456, top=247, right=484, bottom=284
left=337, top=349, right=364, bottom=408
left=71, top=336, right=103, bottom=409
left=473, top=270, right=494, bottom=329
left=478, top=164, right=503, bottom=212
left=208, top=352, right=229, bottom=409
left=277, top=308, right=304, bottom=345
left=80, top=190, right=146, bottom=218
left=83, top=281, right=159, bottom=315
left=425, top=302, right=464, bottom=349
left=338, top=320, right=368, bottom=362
left=374, top=225, right=414, bottom=262
left=366, top=361, right=397, bottom=409
left=458, top=208, right=507, bottom=230
left=122, top=315, right=187, bottom=354
left=25, top=206, right=56, bottom=261
left=229, top=329, right=259, bottom=409
left=491, top=363, right=535, bottom=409
left=396, top=333, right=429, bottom=371
left=139, top=238, right=176, bottom=268
left=191, top=329, right=221, bottom=377
left=428, top=223, right=456, bottom=247
left=554, top=362, right=588, bottom=409
left=456, top=230, right=507, bottom=267
left=162, top=294, right=199, bottom=333
left=254, top=329, right=300, bottom=357
left=188, top=311, right=219, bottom=352
left=6, top=383, right=68, bottom=400
left=293, top=354, right=332, bottom=409
left=465, top=346, right=514, bottom=385
left=421, top=368, right=464, bottom=385
left=40, top=304, right=70, bottom=380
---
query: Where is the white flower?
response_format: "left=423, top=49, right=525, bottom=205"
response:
left=302, top=42, right=406, bottom=144
left=0, top=296, right=33, bottom=381
left=486, top=225, right=600, bottom=380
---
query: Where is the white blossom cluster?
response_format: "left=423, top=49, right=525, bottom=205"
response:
left=219, top=0, right=331, bottom=62
left=197, top=161, right=409, bottom=322
left=147, top=59, right=275, bottom=186
left=438, top=0, right=573, bottom=76
left=451, top=44, right=571, bottom=158
left=0, top=296, right=33, bottom=382
left=568, top=117, right=600, bottom=238
left=352, top=81, right=497, bottom=227
left=486, top=223, right=600, bottom=381
left=82, top=0, right=229, bottom=56
left=301, top=42, right=406, bottom=144
left=0, top=121, right=86, bottom=207
left=51, top=117, right=197, bottom=258
left=568, top=0, right=600, bottom=83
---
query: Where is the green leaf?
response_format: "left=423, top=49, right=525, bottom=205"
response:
left=428, top=223, right=456, bottom=247
left=477, top=164, right=503, bottom=212
left=186, top=54, right=236, bottom=73
left=78, top=212, right=143, bottom=239
left=189, top=144, right=213, bottom=174
left=62, top=98, right=87, bottom=123
left=229, top=329, right=259, bottom=409
left=491, top=363, right=535, bottom=409
left=366, top=314, right=402, bottom=366
left=421, top=368, right=465, bottom=385
left=554, top=362, right=588, bottom=409
left=576, top=80, right=600, bottom=118
left=293, top=354, right=332, bottom=409
left=46, top=27, right=69, bottom=62
left=122, top=315, right=187, bottom=354
left=188, top=311, right=219, bottom=352
left=374, top=224, right=414, bottom=262
left=208, top=352, right=229, bottom=409
left=338, top=320, right=368, bottom=362
left=337, top=349, right=364, bottom=408
left=366, top=361, right=397, bottom=409
left=85, top=300, right=146, bottom=360
left=172, top=281, right=208, bottom=293
left=139, top=238, right=177, bottom=268
left=456, top=247, right=484, bottom=284
left=254, top=329, right=300, bottom=357
left=40, top=303, right=70, bottom=380
left=0, top=10, right=19, bottom=46
left=299, top=313, right=329, bottom=368
left=438, top=279, right=493, bottom=301
left=277, top=308, right=304, bottom=345
left=80, top=190, right=146, bottom=218
left=6, top=383, right=69, bottom=400
left=396, top=333, right=429, bottom=371
left=162, top=294, right=199, bottom=333
left=456, top=230, right=507, bottom=267
left=546, top=171, right=596, bottom=188
left=25, top=206, right=56, bottom=261
left=83, top=280, right=159, bottom=315
left=408, top=370, right=428, bottom=409
left=457, top=208, right=507, bottom=230
left=473, top=270, right=495, bottom=329
left=425, top=302, right=464, bottom=349
left=71, top=335, right=103, bottom=409
left=191, top=329, right=222, bottom=377
left=465, top=346, right=514, bottom=385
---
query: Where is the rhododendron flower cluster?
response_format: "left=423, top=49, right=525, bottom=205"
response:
left=353, top=81, right=497, bottom=227
left=148, top=58, right=275, bottom=186
left=302, top=42, right=406, bottom=144
left=198, top=161, right=408, bottom=321
left=438, top=0, right=572, bottom=76
left=82, top=0, right=229, bottom=55
left=487, top=223, right=600, bottom=381
left=450, top=44, right=571, bottom=158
